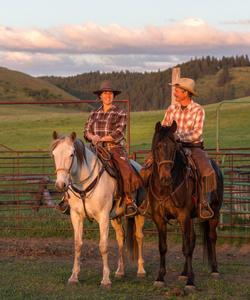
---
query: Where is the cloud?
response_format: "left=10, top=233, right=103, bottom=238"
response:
left=222, top=19, right=250, bottom=25
left=0, top=18, right=250, bottom=75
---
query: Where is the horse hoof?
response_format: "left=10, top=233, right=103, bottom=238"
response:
left=67, top=279, right=79, bottom=285
left=153, top=281, right=165, bottom=288
left=101, top=283, right=112, bottom=289
left=178, top=275, right=188, bottom=281
left=137, top=272, right=146, bottom=278
left=211, top=272, right=220, bottom=278
left=115, top=273, right=124, bottom=278
left=184, top=285, right=196, bottom=294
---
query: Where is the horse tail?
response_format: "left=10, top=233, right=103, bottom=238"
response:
left=200, top=221, right=213, bottom=265
left=126, top=217, right=138, bottom=261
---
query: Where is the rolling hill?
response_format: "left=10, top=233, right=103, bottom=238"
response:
left=0, top=66, right=78, bottom=102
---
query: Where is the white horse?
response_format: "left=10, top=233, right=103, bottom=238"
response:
left=51, top=132, right=146, bottom=287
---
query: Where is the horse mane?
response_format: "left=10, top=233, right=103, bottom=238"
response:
left=50, top=135, right=86, bottom=166
left=151, top=123, right=175, bottom=151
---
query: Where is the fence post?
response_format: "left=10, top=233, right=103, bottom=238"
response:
left=171, top=67, right=181, bottom=105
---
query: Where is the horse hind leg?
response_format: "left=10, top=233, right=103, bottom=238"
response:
left=68, top=210, right=83, bottom=284
left=203, top=219, right=219, bottom=276
left=135, top=215, right=146, bottom=277
left=111, top=218, right=125, bottom=278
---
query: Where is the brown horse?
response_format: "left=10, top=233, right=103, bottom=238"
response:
left=148, top=121, right=223, bottom=292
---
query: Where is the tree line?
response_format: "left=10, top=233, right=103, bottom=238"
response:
left=41, top=55, right=250, bottom=111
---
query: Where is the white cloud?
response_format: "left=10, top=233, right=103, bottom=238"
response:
left=0, top=18, right=250, bottom=75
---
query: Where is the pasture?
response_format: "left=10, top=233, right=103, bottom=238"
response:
left=0, top=98, right=250, bottom=299
left=0, top=96, right=250, bottom=150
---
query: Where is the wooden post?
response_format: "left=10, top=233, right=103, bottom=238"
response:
left=171, top=67, right=181, bottom=105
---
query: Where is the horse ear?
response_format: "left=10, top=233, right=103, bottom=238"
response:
left=155, top=121, right=162, bottom=132
left=71, top=132, right=76, bottom=141
left=171, top=121, right=177, bottom=133
left=52, top=131, right=58, bottom=140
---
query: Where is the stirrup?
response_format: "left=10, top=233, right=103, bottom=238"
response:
left=125, top=203, right=138, bottom=218
left=56, top=198, right=70, bottom=215
left=199, top=202, right=214, bottom=219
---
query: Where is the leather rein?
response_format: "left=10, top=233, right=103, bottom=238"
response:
left=55, top=147, right=105, bottom=222
left=149, top=145, right=191, bottom=207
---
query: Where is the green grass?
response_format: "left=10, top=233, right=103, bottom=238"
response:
left=0, top=248, right=249, bottom=300
left=1, top=97, right=250, bottom=151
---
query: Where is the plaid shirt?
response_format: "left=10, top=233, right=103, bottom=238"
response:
left=161, top=100, right=205, bottom=143
left=84, top=105, right=127, bottom=144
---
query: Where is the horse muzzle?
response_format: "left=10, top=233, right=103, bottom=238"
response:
left=55, top=179, right=69, bottom=192
left=159, top=175, right=172, bottom=187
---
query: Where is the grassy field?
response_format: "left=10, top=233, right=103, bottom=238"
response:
left=0, top=97, right=250, bottom=151
left=0, top=238, right=249, bottom=300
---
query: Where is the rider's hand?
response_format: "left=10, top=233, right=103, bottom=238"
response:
left=92, top=135, right=101, bottom=145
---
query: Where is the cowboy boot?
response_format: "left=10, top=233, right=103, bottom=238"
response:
left=110, top=196, right=125, bottom=219
left=199, top=193, right=214, bottom=219
left=56, top=193, right=70, bottom=215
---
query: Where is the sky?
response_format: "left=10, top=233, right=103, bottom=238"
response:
left=1, top=0, right=250, bottom=76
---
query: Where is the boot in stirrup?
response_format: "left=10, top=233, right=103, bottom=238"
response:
left=110, top=197, right=125, bottom=219
left=56, top=194, right=70, bottom=215
left=199, top=198, right=214, bottom=219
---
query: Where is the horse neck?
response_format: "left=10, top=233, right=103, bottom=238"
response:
left=172, top=150, right=187, bottom=189
left=71, top=146, right=102, bottom=189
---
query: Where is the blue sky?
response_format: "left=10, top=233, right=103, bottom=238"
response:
left=1, top=0, right=250, bottom=75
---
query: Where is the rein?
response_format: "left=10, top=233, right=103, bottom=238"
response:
left=69, top=166, right=105, bottom=222
left=69, top=148, right=106, bottom=222
left=149, top=166, right=191, bottom=206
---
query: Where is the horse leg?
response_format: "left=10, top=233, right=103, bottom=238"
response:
left=68, top=210, right=83, bottom=284
left=208, top=218, right=220, bottom=276
left=153, top=217, right=167, bottom=287
left=135, top=215, right=146, bottom=277
left=111, top=218, right=125, bottom=277
left=98, top=217, right=111, bottom=287
left=179, top=216, right=196, bottom=291
left=179, top=218, right=196, bottom=280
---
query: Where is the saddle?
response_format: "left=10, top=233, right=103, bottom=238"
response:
left=94, top=145, right=146, bottom=208
left=94, top=145, right=124, bottom=199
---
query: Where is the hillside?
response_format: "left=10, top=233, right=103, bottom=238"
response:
left=41, top=55, right=250, bottom=111
left=0, top=67, right=78, bottom=102
left=196, top=67, right=250, bottom=105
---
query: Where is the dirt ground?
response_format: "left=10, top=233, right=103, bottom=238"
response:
left=0, top=237, right=249, bottom=269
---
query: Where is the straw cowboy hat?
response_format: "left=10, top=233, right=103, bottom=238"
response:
left=169, top=77, right=198, bottom=96
left=93, top=80, right=121, bottom=96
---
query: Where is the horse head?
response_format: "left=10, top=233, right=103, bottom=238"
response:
left=51, top=131, right=78, bottom=192
left=152, top=121, right=178, bottom=187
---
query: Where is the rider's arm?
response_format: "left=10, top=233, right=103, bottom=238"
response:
left=108, top=110, right=127, bottom=143
left=83, top=111, right=100, bottom=143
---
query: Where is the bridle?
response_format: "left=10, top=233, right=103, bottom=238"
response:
left=55, top=151, right=75, bottom=175
left=154, top=137, right=177, bottom=174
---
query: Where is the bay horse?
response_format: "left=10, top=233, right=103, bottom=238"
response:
left=148, top=121, right=223, bottom=291
left=51, top=132, right=146, bottom=287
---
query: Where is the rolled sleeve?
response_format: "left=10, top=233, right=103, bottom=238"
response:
left=83, top=111, right=95, bottom=141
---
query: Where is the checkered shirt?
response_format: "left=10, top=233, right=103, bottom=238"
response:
left=161, top=100, right=205, bottom=143
left=84, top=105, right=127, bottom=143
